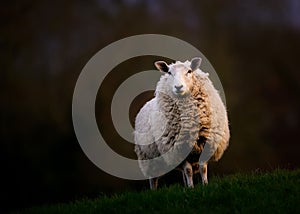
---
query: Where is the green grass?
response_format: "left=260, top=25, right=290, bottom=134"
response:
left=16, top=169, right=300, bottom=214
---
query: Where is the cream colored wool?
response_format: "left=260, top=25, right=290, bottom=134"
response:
left=134, top=58, right=230, bottom=188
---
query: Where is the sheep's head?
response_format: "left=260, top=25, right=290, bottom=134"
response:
left=155, top=57, right=202, bottom=97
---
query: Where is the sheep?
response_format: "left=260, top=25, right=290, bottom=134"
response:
left=134, top=57, right=230, bottom=189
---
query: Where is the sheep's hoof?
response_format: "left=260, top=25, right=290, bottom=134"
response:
left=189, top=184, right=194, bottom=188
left=202, top=180, right=208, bottom=185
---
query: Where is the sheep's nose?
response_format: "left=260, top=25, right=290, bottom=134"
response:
left=175, top=85, right=183, bottom=90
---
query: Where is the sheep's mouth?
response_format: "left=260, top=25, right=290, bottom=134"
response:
left=176, top=90, right=184, bottom=94
left=173, top=90, right=189, bottom=98
left=174, top=91, right=185, bottom=97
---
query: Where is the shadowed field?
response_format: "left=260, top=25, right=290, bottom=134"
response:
left=16, top=169, right=300, bottom=214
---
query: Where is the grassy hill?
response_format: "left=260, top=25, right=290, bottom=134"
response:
left=16, top=169, right=300, bottom=214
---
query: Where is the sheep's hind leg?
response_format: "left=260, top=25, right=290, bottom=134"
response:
left=149, top=178, right=159, bottom=190
left=183, top=161, right=194, bottom=188
left=181, top=170, right=187, bottom=187
left=199, top=162, right=208, bottom=185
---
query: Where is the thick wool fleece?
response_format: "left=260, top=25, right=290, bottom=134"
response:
left=134, top=61, right=229, bottom=177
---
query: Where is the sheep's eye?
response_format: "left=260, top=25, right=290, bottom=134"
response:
left=187, top=70, right=192, bottom=74
left=167, top=71, right=172, bottom=75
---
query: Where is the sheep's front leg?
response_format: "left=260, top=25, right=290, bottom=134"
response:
left=183, top=161, right=194, bottom=188
left=199, top=162, right=208, bottom=185
left=149, top=177, right=159, bottom=190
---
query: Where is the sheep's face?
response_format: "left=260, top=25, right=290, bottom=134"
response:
left=155, top=57, right=202, bottom=97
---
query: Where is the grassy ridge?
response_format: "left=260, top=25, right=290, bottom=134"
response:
left=17, top=169, right=300, bottom=214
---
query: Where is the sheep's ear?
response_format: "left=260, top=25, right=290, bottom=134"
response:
left=154, top=61, right=169, bottom=73
left=190, top=57, right=202, bottom=71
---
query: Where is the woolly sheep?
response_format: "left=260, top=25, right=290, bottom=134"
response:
left=134, top=57, right=230, bottom=189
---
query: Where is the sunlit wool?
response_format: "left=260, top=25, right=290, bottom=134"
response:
left=134, top=58, right=230, bottom=189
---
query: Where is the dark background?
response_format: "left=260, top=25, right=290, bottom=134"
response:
left=1, top=0, right=300, bottom=212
